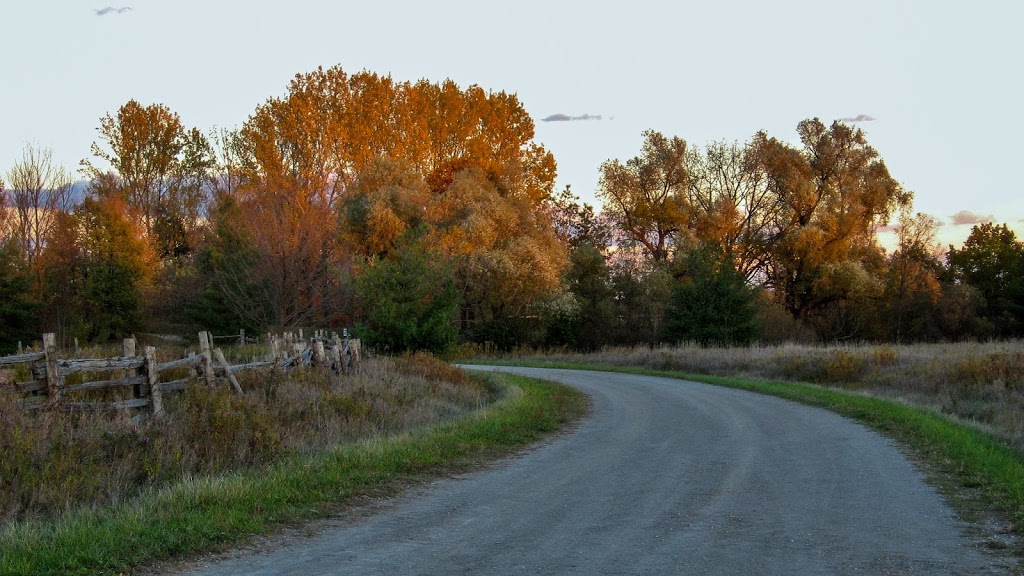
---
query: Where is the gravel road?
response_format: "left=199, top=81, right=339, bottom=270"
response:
left=185, top=366, right=1009, bottom=575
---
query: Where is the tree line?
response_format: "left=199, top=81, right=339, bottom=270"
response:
left=2, top=65, right=1022, bottom=353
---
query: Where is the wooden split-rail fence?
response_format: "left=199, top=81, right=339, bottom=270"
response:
left=0, top=330, right=362, bottom=420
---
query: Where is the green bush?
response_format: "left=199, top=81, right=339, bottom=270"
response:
left=356, top=240, right=459, bottom=354
left=660, top=244, right=759, bottom=346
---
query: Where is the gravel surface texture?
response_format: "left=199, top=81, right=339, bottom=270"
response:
left=185, top=366, right=1010, bottom=575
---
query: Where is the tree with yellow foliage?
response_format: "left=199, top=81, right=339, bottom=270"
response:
left=597, top=130, right=690, bottom=262
left=81, top=100, right=214, bottom=261
left=751, top=119, right=910, bottom=319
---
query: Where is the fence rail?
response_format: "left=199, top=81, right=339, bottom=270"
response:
left=0, top=330, right=362, bottom=420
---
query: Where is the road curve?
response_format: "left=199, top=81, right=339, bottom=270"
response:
left=186, top=367, right=1005, bottom=575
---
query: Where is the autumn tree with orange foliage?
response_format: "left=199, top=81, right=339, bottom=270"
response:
left=39, top=196, right=157, bottom=343
left=341, top=156, right=431, bottom=259
left=209, top=65, right=564, bottom=338
left=427, top=168, right=566, bottom=345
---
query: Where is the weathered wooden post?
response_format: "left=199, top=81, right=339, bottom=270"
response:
left=122, top=337, right=136, bottom=358
left=124, top=337, right=144, bottom=398
left=350, top=339, right=361, bottom=365
left=331, top=334, right=343, bottom=373
left=199, top=331, right=215, bottom=386
left=344, top=341, right=351, bottom=372
left=74, top=338, right=80, bottom=354
left=42, top=333, right=63, bottom=405
left=240, top=329, right=246, bottom=346
left=144, top=346, right=163, bottom=417
left=270, top=337, right=281, bottom=371
left=213, top=349, right=243, bottom=394
left=313, top=340, right=326, bottom=367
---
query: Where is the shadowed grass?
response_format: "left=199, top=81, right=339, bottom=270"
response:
left=472, top=359, right=1024, bottom=534
left=0, top=373, right=587, bottom=576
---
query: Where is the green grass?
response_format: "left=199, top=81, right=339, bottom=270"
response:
left=471, top=359, right=1024, bottom=533
left=0, top=373, right=588, bottom=576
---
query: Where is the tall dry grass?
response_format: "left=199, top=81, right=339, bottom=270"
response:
left=504, top=341, right=1024, bottom=452
left=0, top=354, right=492, bottom=524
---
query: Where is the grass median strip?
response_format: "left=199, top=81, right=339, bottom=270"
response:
left=0, top=373, right=588, bottom=576
left=473, top=360, right=1024, bottom=535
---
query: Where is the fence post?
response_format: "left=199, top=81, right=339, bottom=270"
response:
left=270, top=337, right=282, bottom=371
left=213, top=349, right=244, bottom=394
left=199, top=331, right=215, bottom=386
left=145, top=346, right=163, bottom=417
left=331, top=334, right=343, bottom=373
left=240, top=329, right=246, bottom=346
left=124, top=337, right=145, bottom=398
left=342, top=329, right=352, bottom=372
left=43, top=333, right=63, bottom=405
left=350, top=339, right=361, bottom=365
left=313, top=340, right=326, bottom=367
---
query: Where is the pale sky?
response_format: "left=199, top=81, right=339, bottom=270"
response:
left=3, top=0, right=1022, bottom=250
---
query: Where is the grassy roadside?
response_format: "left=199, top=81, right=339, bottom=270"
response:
left=0, top=373, right=588, bottom=576
left=471, top=359, right=1024, bottom=535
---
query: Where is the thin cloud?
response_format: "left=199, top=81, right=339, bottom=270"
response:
left=95, top=6, right=132, bottom=16
left=838, top=114, right=876, bottom=123
left=541, top=113, right=604, bottom=123
left=950, top=210, right=994, bottom=226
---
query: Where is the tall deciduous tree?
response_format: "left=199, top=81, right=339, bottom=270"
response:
left=686, top=141, right=777, bottom=281
left=341, top=156, right=431, bottom=259
left=751, top=119, right=910, bottom=319
left=0, top=176, right=7, bottom=237
left=946, top=222, right=1024, bottom=336
left=211, top=65, right=561, bottom=334
left=40, top=196, right=156, bottom=342
left=880, top=211, right=944, bottom=341
left=81, top=100, right=214, bottom=259
left=4, top=143, right=75, bottom=287
left=598, top=130, right=690, bottom=261
left=429, top=168, right=566, bottom=346
left=206, top=183, right=341, bottom=331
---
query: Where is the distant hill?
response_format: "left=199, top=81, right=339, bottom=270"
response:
left=69, top=180, right=89, bottom=205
